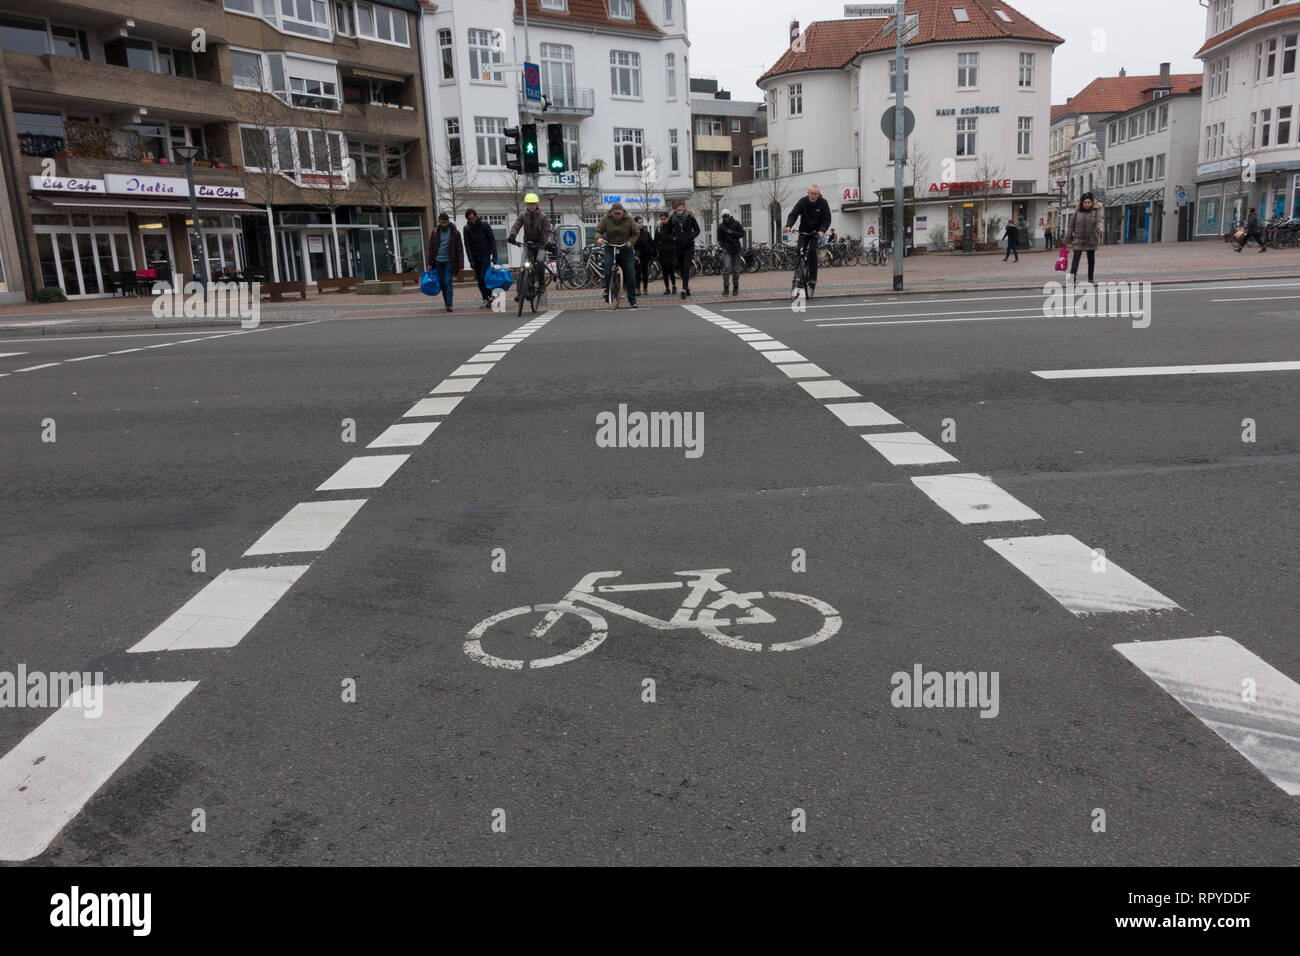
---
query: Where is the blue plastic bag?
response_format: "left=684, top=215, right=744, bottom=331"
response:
left=419, top=269, right=441, bottom=296
left=484, top=263, right=513, bottom=291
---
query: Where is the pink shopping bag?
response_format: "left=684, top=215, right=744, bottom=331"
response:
left=1054, top=246, right=1069, bottom=271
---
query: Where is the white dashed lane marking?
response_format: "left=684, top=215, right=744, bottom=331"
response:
left=404, top=396, right=464, bottom=418
left=367, top=422, right=440, bottom=448
left=243, top=499, right=370, bottom=556
left=14, top=363, right=60, bottom=373
left=911, top=474, right=1043, bottom=524
left=862, top=431, right=960, bottom=466
left=130, top=566, right=310, bottom=652
left=825, top=402, right=902, bottom=428
left=777, top=363, right=831, bottom=379
left=316, top=454, right=410, bottom=491
left=1033, top=361, right=1300, bottom=379
left=1116, top=636, right=1300, bottom=795
left=984, top=535, right=1180, bottom=615
left=430, top=378, right=481, bottom=394
left=798, top=380, right=862, bottom=399
left=761, top=349, right=809, bottom=364
left=0, top=681, right=198, bottom=862
left=450, top=362, right=495, bottom=377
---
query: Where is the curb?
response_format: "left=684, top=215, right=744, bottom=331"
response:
left=0, top=316, right=306, bottom=339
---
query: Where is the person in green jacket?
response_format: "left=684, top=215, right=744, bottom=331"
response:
left=595, top=202, right=640, bottom=308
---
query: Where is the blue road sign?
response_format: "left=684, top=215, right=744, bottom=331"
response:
left=561, top=228, right=578, bottom=248
left=523, top=61, right=541, bottom=103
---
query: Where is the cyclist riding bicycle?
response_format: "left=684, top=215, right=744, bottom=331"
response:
left=508, top=193, right=555, bottom=290
left=783, top=184, right=832, bottom=295
left=595, top=201, right=640, bottom=308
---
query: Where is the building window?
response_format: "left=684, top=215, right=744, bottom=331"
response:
left=749, top=118, right=756, bottom=133
left=731, top=118, right=741, bottom=132
left=1262, top=107, right=1272, bottom=147
left=740, top=204, right=751, bottom=230
left=1159, top=104, right=1169, bottom=130
left=664, top=0, right=674, bottom=24
left=474, top=116, right=506, bottom=166
left=788, top=82, right=803, bottom=115
left=540, top=42, right=575, bottom=105
left=468, top=28, right=503, bottom=82
left=665, top=53, right=677, bottom=99
left=695, top=117, right=722, bottom=136
left=1285, top=34, right=1297, bottom=76
left=438, top=28, right=454, bottom=80
left=541, top=0, right=567, bottom=10
left=1018, top=52, right=1033, bottom=88
left=669, top=128, right=679, bottom=171
left=753, top=147, right=768, bottom=179
left=957, top=52, right=978, bottom=88
left=562, top=124, right=580, bottom=172
left=790, top=149, right=803, bottom=174
left=341, top=3, right=409, bottom=45
left=349, top=140, right=405, bottom=179
left=888, top=57, right=909, bottom=94
left=1017, top=116, right=1031, bottom=156
left=1266, top=37, right=1278, bottom=78
left=610, top=50, right=641, bottom=97
left=279, top=0, right=332, bottom=40
left=1144, top=156, right=1154, bottom=181
left=1107, top=165, right=1115, bottom=187
left=1127, top=161, right=1139, bottom=184
left=231, top=49, right=266, bottom=89
left=1279, top=105, right=1293, bottom=145
left=445, top=117, right=462, bottom=167
left=613, top=127, right=643, bottom=172
left=610, top=0, right=634, bottom=21
left=1156, top=153, right=1165, bottom=179
left=956, top=117, right=976, bottom=156
left=1256, top=41, right=1264, bottom=82
left=732, top=154, right=741, bottom=168
left=1210, top=0, right=1233, bottom=35
left=767, top=88, right=778, bottom=120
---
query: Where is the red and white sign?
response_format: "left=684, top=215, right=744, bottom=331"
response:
left=928, top=179, right=1012, bottom=194
left=298, top=172, right=349, bottom=189
left=842, top=187, right=861, bottom=201
left=866, top=225, right=876, bottom=235
left=307, top=236, right=325, bottom=253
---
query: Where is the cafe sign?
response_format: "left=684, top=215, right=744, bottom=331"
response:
left=29, top=175, right=105, bottom=193
left=103, top=173, right=245, bottom=200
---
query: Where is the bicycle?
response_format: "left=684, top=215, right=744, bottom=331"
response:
left=597, top=238, right=631, bottom=309
left=785, top=229, right=822, bottom=299
left=509, top=238, right=545, bottom=315
left=464, top=567, right=842, bottom=670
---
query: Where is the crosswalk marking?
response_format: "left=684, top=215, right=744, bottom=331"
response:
left=0, top=681, right=199, bottom=861
left=430, top=378, right=481, bottom=394
left=798, top=380, right=862, bottom=399
left=450, top=362, right=496, bottom=377
left=912, top=474, right=1043, bottom=524
left=244, top=499, right=368, bottom=555
left=862, top=431, right=959, bottom=465
left=317, top=454, right=410, bottom=491
left=404, top=396, right=464, bottom=417
left=762, top=349, right=809, bottom=364
left=750, top=341, right=791, bottom=351
left=777, top=363, right=831, bottom=379
left=825, top=402, right=902, bottom=428
left=1115, top=636, right=1300, bottom=795
left=130, top=566, right=310, bottom=652
left=367, top=422, right=440, bottom=448
left=984, top=534, right=1180, bottom=615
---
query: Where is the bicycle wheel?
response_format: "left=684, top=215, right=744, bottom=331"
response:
left=610, top=264, right=622, bottom=309
left=696, top=591, right=841, bottom=652
left=516, top=268, right=529, bottom=316
left=465, top=603, right=609, bottom=670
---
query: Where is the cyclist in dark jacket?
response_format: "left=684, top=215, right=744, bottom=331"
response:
left=783, top=185, right=832, bottom=291
left=665, top=199, right=700, bottom=298
left=655, top=211, right=676, bottom=295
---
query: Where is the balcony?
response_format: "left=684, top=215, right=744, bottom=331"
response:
left=695, top=170, right=733, bottom=188
left=695, top=134, right=732, bottom=153
left=517, top=86, right=595, bottom=116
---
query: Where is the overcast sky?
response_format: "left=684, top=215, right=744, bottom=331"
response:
left=689, top=0, right=1208, bottom=104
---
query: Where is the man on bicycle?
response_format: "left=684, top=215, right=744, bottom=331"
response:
left=507, top=193, right=555, bottom=291
left=594, top=202, right=640, bottom=308
left=783, top=184, right=832, bottom=295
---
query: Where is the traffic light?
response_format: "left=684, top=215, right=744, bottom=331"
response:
left=546, top=123, right=566, bottom=172
left=504, top=125, right=522, bottom=172
left=520, top=122, right=539, bottom=174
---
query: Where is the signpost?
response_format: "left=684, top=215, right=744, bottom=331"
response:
left=889, top=0, right=906, bottom=290
left=844, top=3, right=896, bottom=15
left=523, top=61, right=541, bottom=104
left=880, top=106, right=915, bottom=140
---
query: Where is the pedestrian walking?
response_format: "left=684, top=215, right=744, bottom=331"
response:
left=717, top=208, right=745, bottom=296
left=1240, top=208, right=1268, bottom=253
left=656, top=212, right=676, bottom=295
left=666, top=199, right=700, bottom=299
left=1044, top=225, right=1053, bottom=249
left=426, top=212, right=463, bottom=313
left=462, top=208, right=496, bottom=309
left=1064, top=192, right=1101, bottom=283
left=1002, top=221, right=1019, bottom=262
left=633, top=216, right=653, bottom=296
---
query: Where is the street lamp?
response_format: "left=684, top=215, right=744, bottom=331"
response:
left=1055, top=176, right=1066, bottom=240
left=173, top=144, right=207, bottom=289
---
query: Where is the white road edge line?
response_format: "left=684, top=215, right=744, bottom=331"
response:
left=1033, top=361, right=1300, bottom=379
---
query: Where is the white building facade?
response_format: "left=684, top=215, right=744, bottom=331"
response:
left=1195, top=0, right=1300, bottom=237
left=418, top=0, right=692, bottom=260
left=728, top=3, right=1061, bottom=252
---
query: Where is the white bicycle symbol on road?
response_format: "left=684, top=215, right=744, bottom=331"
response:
left=465, top=568, right=842, bottom=669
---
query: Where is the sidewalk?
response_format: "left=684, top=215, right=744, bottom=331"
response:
left=3, top=241, right=1296, bottom=336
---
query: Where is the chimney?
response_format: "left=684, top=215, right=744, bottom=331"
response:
left=1159, top=62, right=1171, bottom=88
left=1118, top=68, right=1126, bottom=78
left=790, top=20, right=800, bottom=45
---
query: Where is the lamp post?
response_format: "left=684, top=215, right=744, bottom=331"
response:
left=173, top=144, right=207, bottom=289
left=1055, top=176, right=1066, bottom=241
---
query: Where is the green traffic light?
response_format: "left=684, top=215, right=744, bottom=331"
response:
left=550, top=157, right=564, bottom=170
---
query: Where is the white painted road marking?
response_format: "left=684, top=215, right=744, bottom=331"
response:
left=14, top=363, right=60, bottom=372
left=1116, top=636, right=1300, bottom=795
left=825, top=401, right=902, bottom=428
left=798, top=380, right=862, bottom=399
left=65, top=355, right=106, bottom=362
left=0, top=352, right=27, bottom=358
left=1033, top=361, right=1300, bottom=379
left=0, top=681, right=198, bottom=861
left=749, top=341, right=790, bottom=351
left=862, top=431, right=960, bottom=466
left=317, top=454, right=410, bottom=491
left=404, top=396, right=464, bottom=417
left=130, top=566, right=310, bottom=652
left=367, top=422, right=440, bottom=448
left=738, top=333, right=774, bottom=341
left=777, top=363, right=831, bottom=379
left=244, top=499, right=368, bottom=555
left=762, top=349, right=809, bottom=364
left=450, top=362, right=496, bottom=377
left=912, top=474, right=1043, bottom=524
left=984, top=534, right=1180, bottom=615
left=430, top=378, right=482, bottom=394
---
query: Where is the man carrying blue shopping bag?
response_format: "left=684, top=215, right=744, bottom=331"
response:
left=426, top=212, right=463, bottom=313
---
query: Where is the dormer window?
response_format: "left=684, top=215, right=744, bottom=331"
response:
left=609, top=0, right=634, bottom=20
left=953, top=8, right=969, bottom=22
left=994, top=9, right=1011, bottom=22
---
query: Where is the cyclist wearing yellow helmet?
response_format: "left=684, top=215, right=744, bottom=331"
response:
left=508, top=193, right=555, bottom=287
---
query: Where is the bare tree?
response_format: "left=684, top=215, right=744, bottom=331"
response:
left=305, top=107, right=351, bottom=278
left=698, top=168, right=729, bottom=240
left=569, top=154, right=605, bottom=234
left=902, top=140, right=931, bottom=249
left=1225, top=131, right=1258, bottom=226
left=432, top=132, right=472, bottom=223
left=230, top=62, right=291, bottom=281
left=755, top=150, right=792, bottom=246
left=632, top=151, right=663, bottom=224
left=972, top=151, right=1008, bottom=242
left=361, top=106, right=418, bottom=272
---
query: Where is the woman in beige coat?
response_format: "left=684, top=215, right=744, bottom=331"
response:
left=1064, top=192, right=1102, bottom=283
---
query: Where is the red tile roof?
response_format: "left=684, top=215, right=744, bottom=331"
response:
left=1060, top=73, right=1202, bottom=116
left=760, top=0, right=1063, bottom=82
left=1197, top=4, right=1300, bottom=58
left=513, top=0, right=663, bottom=34
left=1050, top=103, right=1076, bottom=122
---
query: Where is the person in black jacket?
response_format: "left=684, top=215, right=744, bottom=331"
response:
left=666, top=199, right=700, bottom=299
left=716, top=208, right=745, bottom=296
left=633, top=216, right=654, bottom=295
left=655, top=211, right=676, bottom=295
left=1002, top=220, right=1019, bottom=263
left=463, top=208, right=497, bottom=309
left=783, top=184, right=832, bottom=292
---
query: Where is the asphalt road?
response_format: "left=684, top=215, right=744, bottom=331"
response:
left=1, top=279, right=1298, bottom=865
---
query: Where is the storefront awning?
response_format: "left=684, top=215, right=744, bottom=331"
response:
left=31, top=195, right=267, bottom=216
left=1107, top=187, right=1165, bottom=206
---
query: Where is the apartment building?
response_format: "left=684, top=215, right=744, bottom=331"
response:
left=731, top=2, right=1062, bottom=252
left=418, top=0, right=692, bottom=258
left=1047, top=102, right=1078, bottom=236
left=0, top=0, right=432, bottom=300
left=1195, top=0, right=1300, bottom=237
left=688, top=77, right=763, bottom=233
